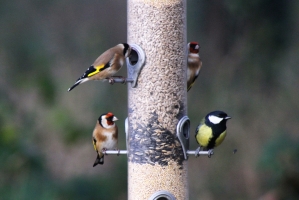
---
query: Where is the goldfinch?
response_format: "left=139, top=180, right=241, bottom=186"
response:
left=195, top=111, right=231, bottom=157
left=92, top=112, right=118, bottom=167
left=187, top=42, right=202, bottom=91
left=68, top=43, right=131, bottom=91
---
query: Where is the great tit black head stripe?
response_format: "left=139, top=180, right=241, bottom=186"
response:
left=207, top=137, right=217, bottom=150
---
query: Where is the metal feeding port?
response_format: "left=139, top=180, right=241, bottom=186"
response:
left=176, top=116, right=190, bottom=160
left=126, top=44, right=146, bottom=87
left=149, top=190, right=176, bottom=200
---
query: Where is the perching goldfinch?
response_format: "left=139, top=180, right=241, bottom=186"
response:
left=68, top=43, right=131, bottom=91
left=187, top=42, right=202, bottom=91
left=92, top=112, right=118, bottom=167
left=195, top=111, right=231, bottom=157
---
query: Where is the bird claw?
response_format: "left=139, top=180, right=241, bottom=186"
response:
left=108, top=78, right=115, bottom=85
left=208, top=149, right=214, bottom=158
left=195, top=147, right=201, bottom=157
left=121, top=77, right=127, bottom=85
left=116, top=149, right=120, bottom=156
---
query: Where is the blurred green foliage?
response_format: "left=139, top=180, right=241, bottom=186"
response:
left=258, top=133, right=299, bottom=199
left=0, top=0, right=298, bottom=199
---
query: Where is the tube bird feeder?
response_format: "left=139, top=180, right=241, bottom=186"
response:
left=127, top=0, right=188, bottom=199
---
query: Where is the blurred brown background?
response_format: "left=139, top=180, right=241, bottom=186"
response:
left=0, top=0, right=298, bottom=199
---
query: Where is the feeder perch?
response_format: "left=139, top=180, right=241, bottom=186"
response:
left=126, top=44, right=146, bottom=87
left=176, top=116, right=190, bottom=160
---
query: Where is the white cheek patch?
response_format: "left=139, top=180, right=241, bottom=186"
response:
left=208, top=115, right=223, bottom=124
left=102, top=122, right=115, bottom=129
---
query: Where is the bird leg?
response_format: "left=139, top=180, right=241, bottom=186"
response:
left=116, top=149, right=120, bottom=156
left=194, top=147, right=201, bottom=157
left=208, top=149, right=214, bottom=158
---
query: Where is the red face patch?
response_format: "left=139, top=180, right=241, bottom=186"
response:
left=106, top=112, right=114, bottom=118
left=105, top=112, right=115, bottom=125
left=189, top=42, right=200, bottom=53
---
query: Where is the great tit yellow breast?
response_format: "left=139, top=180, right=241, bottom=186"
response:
left=195, top=124, right=213, bottom=147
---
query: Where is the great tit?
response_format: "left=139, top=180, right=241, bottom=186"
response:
left=195, top=111, right=231, bottom=157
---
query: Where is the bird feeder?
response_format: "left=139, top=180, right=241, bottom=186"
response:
left=127, top=0, right=188, bottom=199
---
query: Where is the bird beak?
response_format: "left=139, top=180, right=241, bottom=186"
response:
left=112, top=116, right=118, bottom=121
left=225, top=116, right=232, bottom=120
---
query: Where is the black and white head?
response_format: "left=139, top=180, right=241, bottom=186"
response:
left=206, top=111, right=231, bottom=125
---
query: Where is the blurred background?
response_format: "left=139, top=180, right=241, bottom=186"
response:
left=0, top=0, right=298, bottom=199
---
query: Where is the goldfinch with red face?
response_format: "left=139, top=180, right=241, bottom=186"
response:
left=195, top=111, right=231, bottom=157
left=68, top=43, right=131, bottom=91
left=92, top=112, right=118, bottom=167
left=187, top=42, right=202, bottom=91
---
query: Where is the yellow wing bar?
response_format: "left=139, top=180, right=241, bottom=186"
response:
left=87, top=65, right=105, bottom=77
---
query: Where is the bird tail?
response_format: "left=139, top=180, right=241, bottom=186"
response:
left=68, top=78, right=89, bottom=92
left=187, top=84, right=193, bottom=92
left=93, top=154, right=104, bottom=167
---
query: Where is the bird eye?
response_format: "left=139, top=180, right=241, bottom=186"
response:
left=106, top=116, right=113, bottom=121
left=218, top=114, right=226, bottom=118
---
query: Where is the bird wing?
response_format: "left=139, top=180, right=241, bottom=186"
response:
left=92, top=137, right=97, bottom=151
left=214, top=130, right=227, bottom=147
left=187, top=71, right=200, bottom=91
left=112, top=125, right=118, bottom=145
left=187, top=55, right=202, bottom=91
left=187, top=80, right=196, bottom=91
left=84, top=48, right=118, bottom=78
left=87, top=62, right=110, bottom=77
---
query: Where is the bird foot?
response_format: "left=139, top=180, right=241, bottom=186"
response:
left=195, top=147, right=201, bottom=157
left=108, top=77, right=115, bottom=85
left=107, top=76, right=127, bottom=85
left=116, top=149, right=120, bottom=156
left=208, top=149, right=214, bottom=158
left=102, top=148, right=108, bottom=155
left=120, top=77, right=127, bottom=84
